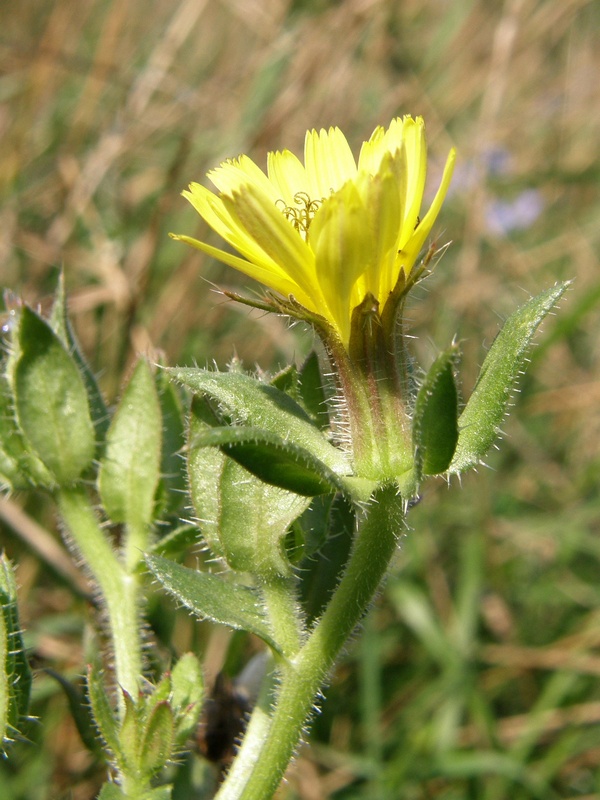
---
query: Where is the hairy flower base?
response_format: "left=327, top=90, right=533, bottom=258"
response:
left=173, top=117, right=455, bottom=489
left=222, top=265, right=424, bottom=489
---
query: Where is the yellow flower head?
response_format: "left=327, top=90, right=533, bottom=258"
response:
left=173, top=116, right=455, bottom=345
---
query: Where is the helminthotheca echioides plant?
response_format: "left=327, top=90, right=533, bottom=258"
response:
left=1, top=117, right=569, bottom=799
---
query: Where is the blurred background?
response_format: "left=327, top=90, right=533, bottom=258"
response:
left=1, top=0, right=599, bottom=797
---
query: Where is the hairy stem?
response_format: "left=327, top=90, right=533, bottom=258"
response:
left=56, top=487, right=143, bottom=711
left=216, top=485, right=403, bottom=800
left=259, top=573, right=304, bottom=659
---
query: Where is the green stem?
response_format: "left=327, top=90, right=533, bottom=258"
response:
left=123, top=520, right=148, bottom=573
left=360, top=612, right=384, bottom=797
left=56, top=487, right=143, bottom=709
left=259, top=574, right=304, bottom=659
left=216, top=485, right=403, bottom=800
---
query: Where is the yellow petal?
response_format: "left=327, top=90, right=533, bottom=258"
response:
left=223, top=183, right=322, bottom=311
left=356, top=154, right=405, bottom=302
left=267, top=150, right=310, bottom=206
left=399, top=118, right=427, bottom=240
left=208, top=155, right=279, bottom=201
left=176, top=117, right=455, bottom=348
left=309, top=182, right=373, bottom=342
left=169, top=234, right=302, bottom=299
left=397, top=147, right=456, bottom=278
left=357, top=125, right=387, bottom=174
left=184, top=183, right=248, bottom=247
left=304, top=127, right=357, bottom=199
left=184, top=183, right=287, bottom=277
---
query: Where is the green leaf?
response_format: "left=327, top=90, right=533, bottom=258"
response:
left=155, top=370, right=187, bottom=518
left=148, top=524, right=198, bottom=559
left=146, top=789, right=173, bottom=800
left=140, top=701, right=174, bottom=776
left=49, top=271, right=109, bottom=441
left=292, top=494, right=334, bottom=558
left=451, top=283, right=570, bottom=473
left=269, top=363, right=300, bottom=397
left=188, top=399, right=310, bottom=575
left=187, top=398, right=228, bottom=563
left=118, top=690, right=141, bottom=770
left=144, top=675, right=172, bottom=724
left=98, top=359, right=162, bottom=529
left=0, top=369, right=54, bottom=489
left=170, top=652, right=204, bottom=743
left=13, top=306, right=96, bottom=484
left=170, top=652, right=203, bottom=708
left=87, top=664, right=123, bottom=763
left=167, top=367, right=349, bottom=475
left=298, top=495, right=355, bottom=625
left=413, top=345, right=459, bottom=477
left=0, top=555, right=32, bottom=753
left=193, top=425, right=346, bottom=497
left=98, top=785, right=173, bottom=800
left=270, top=356, right=330, bottom=431
left=97, top=783, right=127, bottom=800
left=44, top=669, right=103, bottom=757
left=299, top=351, right=330, bottom=430
left=145, top=554, right=283, bottom=654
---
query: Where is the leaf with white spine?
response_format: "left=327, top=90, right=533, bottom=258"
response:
left=188, top=397, right=311, bottom=576
left=13, top=306, right=96, bottom=485
left=192, top=425, right=347, bottom=497
left=412, top=344, right=460, bottom=478
left=450, top=282, right=570, bottom=473
left=98, top=358, right=162, bottom=530
left=145, top=554, right=285, bottom=654
left=167, top=367, right=349, bottom=476
left=0, top=555, right=31, bottom=753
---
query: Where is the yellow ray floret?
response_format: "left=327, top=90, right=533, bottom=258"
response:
left=172, top=116, right=455, bottom=345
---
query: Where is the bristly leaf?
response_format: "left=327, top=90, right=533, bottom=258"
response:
left=297, top=495, right=355, bottom=625
left=98, top=358, right=162, bottom=530
left=188, top=397, right=310, bottom=575
left=0, top=367, right=54, bottom=490
left=154, top=369, right=187, bottom=518
left=166, top=368, right=349, bottom=476
left=44, top=669, right=103, bottom=757
left=299, top=351, right=331, bottom=430
left=147, top=524, right=198, bottom=559
left=97, top=783, right=126, bottom=800
left=0, top=555, right=32, bottom=753
left=49, top=272, right=109, bottom=441
left=450, top=282, right=570, bottom=473
left=117, top=690, right=141, bottom=771
left=269, top=363, right=300, bottom=398
left=140, top=701, right=174, bottom=776
left=87, top=664, right=123, bottom=764
left=187, top=397, right=228, bottom=562
left=413, top=344, right=460, bottom=478
left=192, top=425, right=347, bottom=497
left=13, top=306, right=96, bottom=485
left=170, top=652, right=204, bottom=744
left=145, top=554, right=285, bottom=655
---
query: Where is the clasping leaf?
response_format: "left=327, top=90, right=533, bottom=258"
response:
left=451, top=282, right=570, bottom=473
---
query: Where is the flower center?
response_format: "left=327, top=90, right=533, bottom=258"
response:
left=277, top=192, right=322, bottom=238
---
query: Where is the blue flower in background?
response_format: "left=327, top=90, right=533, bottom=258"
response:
left=486, top=188, right=544, bottom=236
